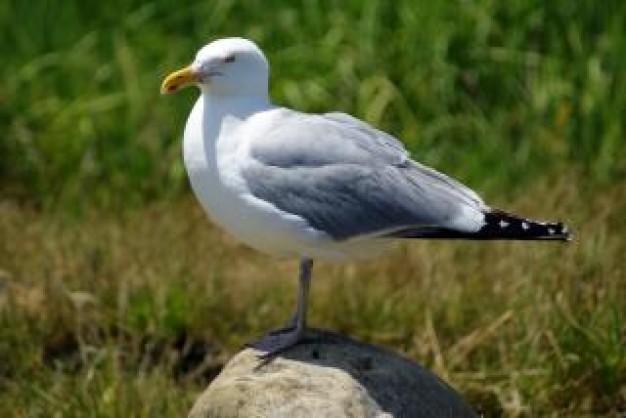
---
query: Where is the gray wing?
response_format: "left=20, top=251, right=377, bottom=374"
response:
left=242, top=110, right=485, bottom=240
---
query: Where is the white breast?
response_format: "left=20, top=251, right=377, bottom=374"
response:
left=183, top=98, right=338, bottom=258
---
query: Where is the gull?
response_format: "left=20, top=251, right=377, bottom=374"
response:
left=161, top=37, right=571, bottom=356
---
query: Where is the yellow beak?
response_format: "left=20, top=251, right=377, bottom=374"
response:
left=160, top=66, right=199, bottom=94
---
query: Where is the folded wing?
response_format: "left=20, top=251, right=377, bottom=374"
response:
left=241, top=110, right=486, bottom=240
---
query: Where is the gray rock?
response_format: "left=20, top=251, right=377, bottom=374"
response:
left=189, top=329, right=476, bottom=418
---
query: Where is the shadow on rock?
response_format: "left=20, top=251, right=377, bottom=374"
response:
left=189, top=329, right=476, bottom=418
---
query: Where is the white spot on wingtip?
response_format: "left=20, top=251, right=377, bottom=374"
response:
left=521, top=222, right=529, bottom=230
left=499, top=220, right=509, bottom=228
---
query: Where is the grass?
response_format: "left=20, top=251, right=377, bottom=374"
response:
left=0, top=0, right=625, bottom=416
left=1, top=176, right=624, bottom=415
left=2, top=0, right=624, bottom=208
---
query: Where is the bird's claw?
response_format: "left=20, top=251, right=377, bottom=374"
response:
left=247, top=326, right=305, bottom=359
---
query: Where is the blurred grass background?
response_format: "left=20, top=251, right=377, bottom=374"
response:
left=0, top=0, right=624, bottom=416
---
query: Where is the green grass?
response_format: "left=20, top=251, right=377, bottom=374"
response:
left=2, top=0, right=624, bottom=208
left=1, top=0, right=625, bottom=416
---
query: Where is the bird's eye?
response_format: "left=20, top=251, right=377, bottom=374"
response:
left=224, top=55, right=235, bottom=63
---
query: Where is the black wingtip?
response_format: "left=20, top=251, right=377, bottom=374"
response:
left=388, top=210, right=573, bottom=241
left=556, top=223, right=573, bottom=242
left=479, top=210, right=573, bottom=241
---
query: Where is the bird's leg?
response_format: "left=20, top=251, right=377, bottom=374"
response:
left=268, top=258, right=312, bottom=334
left=293, top=258, right=312, bottom=332
left=248, top=258, right=313, bottom=357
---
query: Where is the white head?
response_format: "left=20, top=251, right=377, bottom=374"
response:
left=161, top=37, right=269, bottom=97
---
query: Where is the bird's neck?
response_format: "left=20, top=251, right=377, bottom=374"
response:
left=199, top=93, right=273, bottom=158
left=202, top=93, right=272, bottom=122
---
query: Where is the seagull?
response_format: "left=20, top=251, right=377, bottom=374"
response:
left=161, top=37, right=571, bottom=356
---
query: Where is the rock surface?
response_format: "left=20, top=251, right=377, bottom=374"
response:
left=188, top=329, right=475, bottom=418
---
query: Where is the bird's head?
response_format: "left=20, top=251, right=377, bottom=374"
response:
left=161, top=37, right=269, bottom=97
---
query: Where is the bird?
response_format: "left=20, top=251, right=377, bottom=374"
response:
left=161, top=37, right=571, bottom=357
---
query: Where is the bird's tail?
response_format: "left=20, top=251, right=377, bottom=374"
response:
left=391, top=209, right=572, bottom=241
